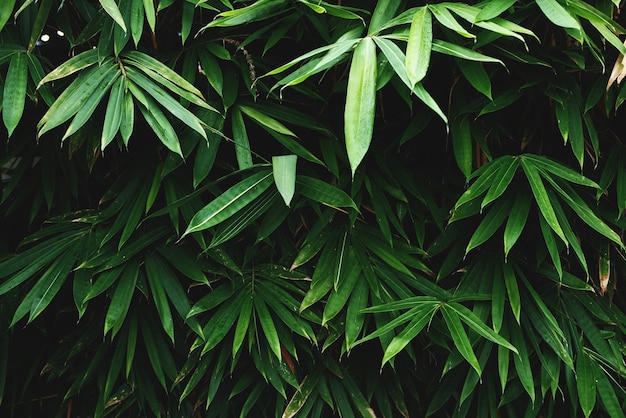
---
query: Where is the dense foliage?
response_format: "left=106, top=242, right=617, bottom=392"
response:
left=2, top=0, right=626, bottom=416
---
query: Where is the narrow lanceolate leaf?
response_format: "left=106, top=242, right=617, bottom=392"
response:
left=104, top=260, right=139, bottom=337
left=382, top=304, right=438, bottom=366
left=432, top=40, right=504, bottom=65
left=3, top=53, right=27, bottom=137
left=576, top=352, right=596, bottom=418
left=503, top=189, right=531, bottom=258
left=37, top=49, right=99, bottom=88
left=441, top=305, right=481, bottom=376
left=297, top=176, right=358, bottom=210
left=101, top=77, right=125, bottom=150
left=100, top=0, right=127, bottom=32
left=345, top=37, right=377, bottom=178
left=273, top=155, right=297, bottom=206
left=475, top=0, right=517, bottom=21
left=451, top=117, right=473, bottom=180
left=535, top=0, right=581, bottom=30
left=520, top=159, right=567, bottom=244
left=184, top=171, right=274, bottom=236
left=0, top=0, right=16, bottom=32
left=405, top=7, right=432, bottom=87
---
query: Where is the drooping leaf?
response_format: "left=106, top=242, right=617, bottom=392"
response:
left=345, top=37, right=377, bottom=178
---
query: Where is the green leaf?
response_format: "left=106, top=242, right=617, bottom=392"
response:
left=457, top=60, right=492, bottom=99
left=203, top=0, right=287, bottom=28
left=297, top=175, right=358, bottom=210
left=201, top=294, right=244, bottom=354
left=184, top=170, right=273, bottom=236
left=510, top=322, right=536, bottom=403
left=239, top=105, right=297, bottom=137
left=0, top=0, right=16, bottom=32
left=466, top=197, right=513, bottom=255
left=255, top=296, right=281, bottom=360
left=475, top=0, right=516, bottom=21
left=535, top=0, right=581, bottom=31
left=3, top=52, right=27, bottom=136
left=441, top=305, right=481, bottom=376
left=100, top=0, right=127, bottom=32
left=451, top=116, right=473, bottom=180
left=481, top=156, right=519, bottom=209
left=282, top=372, right=321, bottom=418
left=231, top=107, right=253, bottom=170
left=104, top=259, right=139, bottom=337
left=448, top=302, right=518, bottom=353
left=405, top=7, right=432, bottom=87
left=345, top=37, right=377, bottom=178
left=520, top=158, right=567, bottom=244
left=382, top=304, right=438, bottom=366
left=432, top=40, right=504, bottom=65
left=503, top=189, right=531, bottom=259
left=101, top=76, right=125, bottom=150
left=577, top=351, right=596, bottom=417
left=38, top=60, right=118, bottom=137
left=273, top=155, right=297, bottom=206
left=145, top=255, right=175, bottom=343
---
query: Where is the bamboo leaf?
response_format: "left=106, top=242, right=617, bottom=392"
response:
left=405, top=7, right=432, bottom=87
left=297, top=175, right=358, bottom=210
left=100, top=0, right=127, bottom=32
left=451, top=116, right=473, bottom=180
left=0, top=0, right=16, bottom=32
left=536, top=0, right=582, bottom=32
left=432, top=40, right=504, bottom=65
left=273, top=155, right=297, bottom=206
left=441, top=305, right=481, bottom=376
left=382, top=304, right=438, bottom=366
left=475, top=0, right=516, bottom=21
left=37, top=49, right=98, bottom=88
left=104, top=259, right=139, bottom=337
left=3, top=52, right=27, bottom=136
left=231, top=107, right=253, bottom=170
left=466, top=197, right=513, bottom=255
left=184, top=171, right=273, bottom=236
left=101, top=76, right=125, bottom=150
left=520, top=158, right=567, bottom=244
left=448, top=302, right=518, bottom=353
left=345, top=37, right=377, bottom=178
left=145, top=255, right=175, bottom=343
left=255, top=296, right=281, bottom=360
left=503, top=189, right=531, bottom=259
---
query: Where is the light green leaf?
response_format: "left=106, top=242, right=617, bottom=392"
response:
left=2, top=52, right=27, bottom=136
left=405, top=7, right=432, bottom=87
left=239, top=105, right=297, bottom=137
left=475, top=0, right=516, bottom=21
left=0, top=0, right=16, bottom=32
left=273, top=155, right=297, bottom=206
left=535, top=0, right=581, bottom=31
left=432, top=40, right=504, bottom=65
left=202, top=0, right=287, bottom=28
left=100, top=0, right=128, bottom=32
left=345, top=37, right=377, bottom=178
left=37, top=48, right=99, bottom=88
left=38, top=60, right=118, bottom=137
left=101, top=77, right=125, bottom=150
left=184, top=170, right=274, bottom=236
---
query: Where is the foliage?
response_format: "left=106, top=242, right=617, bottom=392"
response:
left=2, top=0, right=626, bottom=416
